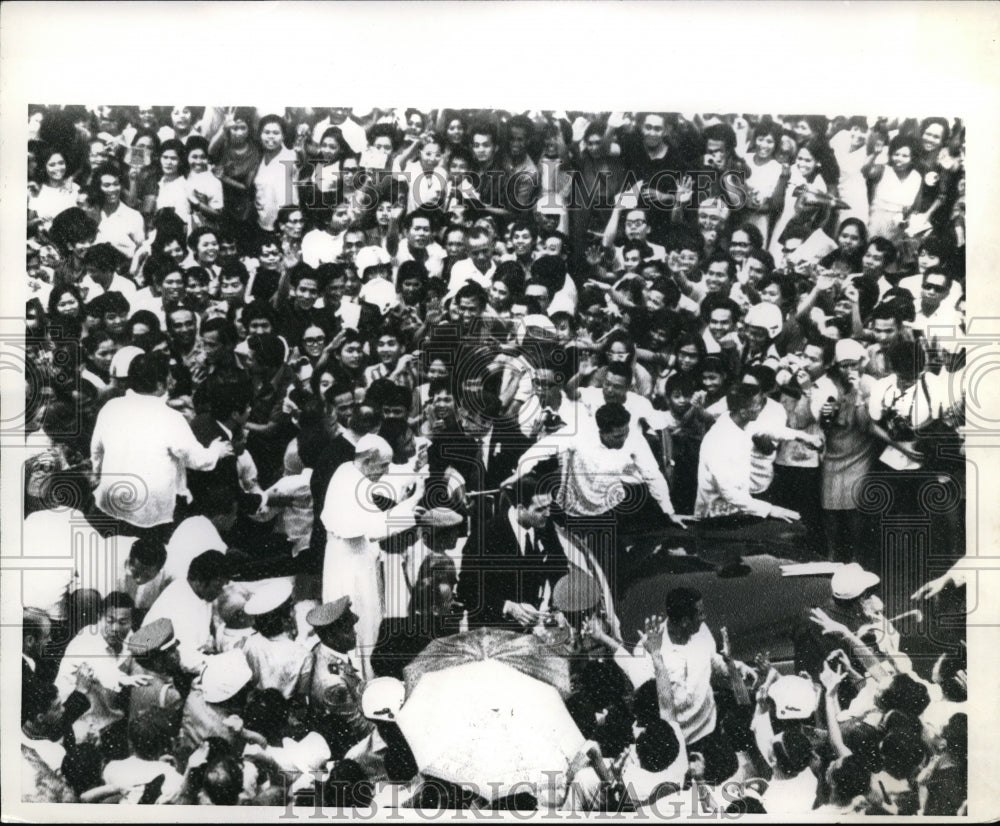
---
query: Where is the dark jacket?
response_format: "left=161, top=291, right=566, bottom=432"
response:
left=459, top=512, right=569, bottom=631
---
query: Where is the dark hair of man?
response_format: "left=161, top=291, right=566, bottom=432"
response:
left=403, top=208, right=438, bottom=232
left=664, top=227, right=704, bottom=256
left=470, top=120, right=498, bottom=145
left=247, top=333, right=285, bottom=369
left=289, top=262, right=322, bottom=289
left=200, top=317, right=239, bottom=347
left=870, top=302, right=903, bottom=325
left=726, top=382, right=762, bottom=418
left=594, top=402, right=630, bottom=431
left=605, top=360, right=631, bottom=382
left=886, top=336, right=926, bottom=379
left=129, top=536, right=168, bottom=570
left=622, top=239, right=652, bottom=260
left=702, top=122, right=737, bottom=154
left=93, top=290, right=131, bottom=317
left=512, top=474, right=543, bottom=509
left=867, top=236, right=898, bottom=268
left=84, top=242, right=128, bottom=274
left=705, top=250, right=736, bottom=279
left=22, top=678, right=58, bottom=724
left=205, top=373, right=253, bottom=421
left=202, top=753, right=244, bottom=805
left=256, top=231, right=282, bottom=256
left=773, top=727, right=813, bottom=776
left=455, top=281, right=488, bottom=308
left=508, top=218, right=538, bottom=241
left=241, top=300, right=277, bottom=328
left=663, top=586, right=702, bottom=623
left=665, top=371, right=698, bottom=397
left=876, top=673, right=931, bottom=718
left=183, top=265, right=211, bottom=287
left=220, top=258, right=249, bottom=286
left=102, top=591, right=135, bottom=614
left=427, top=376, right=455, bottom=400
left=650, top=276, right=681, bottom=309
left=187, top=550, right=229, bottom=584
left=127, top=352, right=168, bottom=394
left=636, top=719, right=680, bottom=772
left=700, top=294, right=740, bottom=325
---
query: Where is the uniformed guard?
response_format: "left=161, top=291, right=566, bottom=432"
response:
left=299, top=596, right=373, bottom=758
left=126, top=617, right=185, bottom=731
left=241, top=579, right=309, bottom=700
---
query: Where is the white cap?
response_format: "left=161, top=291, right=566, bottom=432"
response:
left=362, top=677, right=406, bottom=721
left=744, top=302, right=783, bottom=339
left=516, top=314, right=557, bottom=345
left=768, top=674, right=819, bottom=720
left=243, top=579, right=294, bottom=617
left=834, top=338, right=867, bottom=365
left=359, top=277, right=398, bottom=315
left=200, top=650, right=253, bottom=703
left=831, top=562, right=880, bottom=600
left=354, top=246, right=391, bottom=277
left=110, top=345, right=144, bottom=379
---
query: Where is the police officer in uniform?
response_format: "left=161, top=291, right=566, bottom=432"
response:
left=126, top=617, right=186, bottom=731
left=299, top=596, right=373, bottom=758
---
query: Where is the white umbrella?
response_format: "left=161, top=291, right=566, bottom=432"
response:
left=395, top=659, right=585, bottom=801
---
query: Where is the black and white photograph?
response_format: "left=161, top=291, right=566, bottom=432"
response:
left=1, top=2, right=998, bottom=822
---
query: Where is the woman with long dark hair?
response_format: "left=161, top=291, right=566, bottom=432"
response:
left=28, top=146, right=80, bottom=232
left=866, top=133, right=922, bottom=245
left=768, top=136, right=839, bottom=260
left=254, top=113, right=299, bottom=234
left=818, top=217, right=869, bottom=277
left=152, top=138, right=191, bottom=229
left=90, top=162, right=145, bottom=257
left=123, top=129, right=160, bottom=218
left=207, top=106, right=262, bottom=241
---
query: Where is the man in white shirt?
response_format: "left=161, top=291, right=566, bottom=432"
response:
left=570, top=361, right=671, bottom=437
left=705, top=366, right=824, bottom=495
left=644, top=587, right=755, bottom=784
left=77, top=242, right=139, bottom=304
left=56, top=592, right=145, bottom=744
left=142, top=549, right=230, bottom=674
left=695, top=383, right=802, bottom=522
left=393, top=211, right=446, bottom=280
left=506, top=402, right=691, bottom=528
left=910, top=269, right=963, bottom=354
left=446, top=226, right=495, bottom=296
left=90, top=353, right=233, bottom=536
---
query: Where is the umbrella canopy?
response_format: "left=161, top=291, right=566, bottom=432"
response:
left=396, top=659, right=585, bottom=801
left=402, top=627, right=572, bottom=698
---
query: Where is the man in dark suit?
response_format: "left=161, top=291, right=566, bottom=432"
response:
left=188, top=372, right=254, bottom=507
left=422, top=378, right=530, bottom=527
left=459, top=474, right=569, bottom=631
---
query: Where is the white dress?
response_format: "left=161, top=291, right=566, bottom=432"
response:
left=155, top=175, right=192, bottom=230
left=320, top=462, right=418, bottom=680
left=869, top=167, right=921, bottom=241
left=744, top=156, right=783, bottom=243
left=831, top=130, right=870, bottom=224
left=29, top=182, right=79, bottom=224
left=768, top=169, right=826, bottom=260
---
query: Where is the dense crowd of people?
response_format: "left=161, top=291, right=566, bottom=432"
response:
left=20, top=105, right=967, bottom=813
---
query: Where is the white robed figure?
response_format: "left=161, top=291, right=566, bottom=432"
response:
left=320, top=435, right=425, bottom=680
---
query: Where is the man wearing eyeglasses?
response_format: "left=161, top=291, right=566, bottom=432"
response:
left=603, top=208, right=666, bottom=271
left=911, top=268, right=962, bottom=354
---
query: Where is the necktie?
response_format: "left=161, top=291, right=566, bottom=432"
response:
left=524, top=531, right=534, bottom=557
